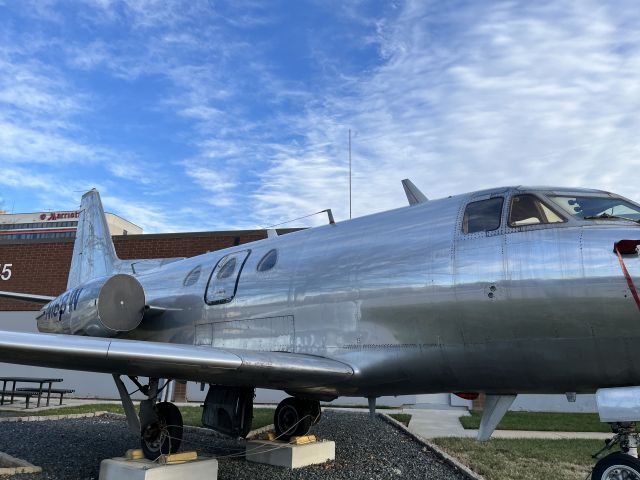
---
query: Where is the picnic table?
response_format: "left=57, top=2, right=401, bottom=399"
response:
left=0, top=377, right=65, bottom=408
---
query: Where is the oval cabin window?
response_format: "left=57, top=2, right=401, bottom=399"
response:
left=217, top=257, right=237, bottom=279
left=257, top=249, right=278, bottom=272
left=183, top=265, right=201, bottom=286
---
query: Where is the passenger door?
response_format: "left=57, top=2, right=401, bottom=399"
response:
left=503, top=194, right=582, bottom=340
left=205, top=250, right=251, bottom=305
left=196, top=250, right=251, bottom=346
left=454, top=194, right=507, bottom=338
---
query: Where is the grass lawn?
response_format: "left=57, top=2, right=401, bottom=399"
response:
left=0, top=404, right=275, bottom=430
left=320, top=404, right=396, bottom=409
left=433, top=437, right=607, bottom=480
left=460, top=411, right=610, bottom=432
left=388, top=413, right=412, bottom=426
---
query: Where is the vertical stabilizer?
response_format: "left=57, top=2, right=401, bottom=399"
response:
left=67, top=189, right=119, bottom=289
left=402, top=179, right=428, bottom=205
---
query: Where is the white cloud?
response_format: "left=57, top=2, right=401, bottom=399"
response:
left=251, top=0, right=640, bottom=224
left=5, top=0, right=640, bottom=234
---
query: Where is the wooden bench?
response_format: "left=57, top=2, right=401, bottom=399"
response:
left=16, top=388, right=75, bottom=407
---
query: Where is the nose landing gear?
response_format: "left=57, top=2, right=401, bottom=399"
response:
left=592, top=423, right=640, bottom=480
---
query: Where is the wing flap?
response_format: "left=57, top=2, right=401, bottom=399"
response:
left=0, top=331, right=353, bottom=391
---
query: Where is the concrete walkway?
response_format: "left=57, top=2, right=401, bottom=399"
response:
left=403, top=407, right=611, bottom=440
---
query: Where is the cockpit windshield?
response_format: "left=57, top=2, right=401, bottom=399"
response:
left=547, top=195, right=640, bottom=222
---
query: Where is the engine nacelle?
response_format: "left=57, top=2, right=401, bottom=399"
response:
left=37, top=274, right=145, bottom=337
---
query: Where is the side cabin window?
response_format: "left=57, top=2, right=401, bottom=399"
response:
left=257, top=249, right=278, bottom=272
left=205, top=250, right=251, bottom=305
left=508, top=194, right=565, bottom=227
left=463, top=197, right=504, bottom=234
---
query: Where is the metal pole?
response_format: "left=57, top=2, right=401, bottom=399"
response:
left=349, top=129, right=352, bottom=219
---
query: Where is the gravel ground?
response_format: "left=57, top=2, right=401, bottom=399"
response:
left=0, top=411, right=470, bottom=480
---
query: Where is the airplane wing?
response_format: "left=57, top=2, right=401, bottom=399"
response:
left=0, top=331, right=354, bottom=392
left=0, top=291, right=55, bottom=304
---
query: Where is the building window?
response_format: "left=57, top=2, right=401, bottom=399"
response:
left=462, top=197, right=504, bottom=234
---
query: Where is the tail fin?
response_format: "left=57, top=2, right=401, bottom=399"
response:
left=67, top=189, right=119, bottom=289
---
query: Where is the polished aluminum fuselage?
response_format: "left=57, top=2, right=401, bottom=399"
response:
left=123, top=186, right=640, bottom=398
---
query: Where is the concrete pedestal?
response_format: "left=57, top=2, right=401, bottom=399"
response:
left=245, top=440, right=335, bottom=469
left=98, top=457, right=218, bottom=480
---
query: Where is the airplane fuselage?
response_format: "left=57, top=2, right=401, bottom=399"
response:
left=90, top=186, right=640, bottom=399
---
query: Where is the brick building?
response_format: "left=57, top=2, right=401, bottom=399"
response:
left=0, top=229, right=289, bottom=402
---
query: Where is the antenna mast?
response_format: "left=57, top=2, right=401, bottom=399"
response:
left=349, top=129, right=352, bottom=219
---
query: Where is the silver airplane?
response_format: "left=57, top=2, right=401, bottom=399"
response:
left=1, top=183, right=640, bottom=479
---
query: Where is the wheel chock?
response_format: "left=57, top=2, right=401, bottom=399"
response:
left=159, top=451, right=198, bottom=465
left=125, top=449, right=145, bottom=460
left=290, top=435, right=316, bottom=445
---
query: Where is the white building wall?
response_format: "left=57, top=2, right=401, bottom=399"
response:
left=0, top=311, right=145, bottom=399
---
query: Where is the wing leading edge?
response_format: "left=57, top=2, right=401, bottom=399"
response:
left=0, top=331, right=354, bottom=392
left=0, top=291, right=55, bottom=304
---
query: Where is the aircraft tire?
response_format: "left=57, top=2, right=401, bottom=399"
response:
left=592, top=452, right=640, bottom=480
left=309, top=400, right=322, bottom=425
left=274, top=397, right=312, bottom=440
left=140, top=401, right=183, bottom=459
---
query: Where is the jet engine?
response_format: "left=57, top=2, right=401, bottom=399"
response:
left=37, top=274, right=145, bottom=337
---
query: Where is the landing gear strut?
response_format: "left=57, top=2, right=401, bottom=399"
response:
left=592, top=423, right=640, bottom=480
left=274, top=397, right=320, bottom=440
left=113, top=376, right=183, bottom=460
left=141, top=401, right=183, bottom=459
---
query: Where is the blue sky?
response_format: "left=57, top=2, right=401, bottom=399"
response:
left=1, top=0, right=639, bottom=232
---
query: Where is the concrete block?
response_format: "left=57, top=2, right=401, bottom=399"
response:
left=246, top=440, right=335, bottom=469
left=98, top=457, right=218, bottom=480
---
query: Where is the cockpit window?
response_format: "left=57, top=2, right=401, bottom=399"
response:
left=509, top=195, right=565, bottom=227
left=548, top=195, right=640, bottom=222
left=463, top=197, right=504, bottom=234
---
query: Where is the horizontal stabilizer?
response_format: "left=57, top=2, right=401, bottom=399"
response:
left=0, top=291, right=55, bottom=304
left=0, top=330, right=354, bottom=391
left=402, top=179, right=428, bottom=205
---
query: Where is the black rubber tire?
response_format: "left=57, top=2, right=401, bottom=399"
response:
left=592, top=452, right=640, bottom=480
left=274, top=397, right=312, bottom=440
left=140, top=402, right=183, bottom=459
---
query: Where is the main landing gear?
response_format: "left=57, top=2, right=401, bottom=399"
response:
left=592, top=423, right=640, bottom=480
left=273, top=397, right=321, bottom=440
left=113, top=375, right=183, bottom=460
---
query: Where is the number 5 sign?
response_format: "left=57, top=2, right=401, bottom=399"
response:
left=1, top=264, right=12, bottom=281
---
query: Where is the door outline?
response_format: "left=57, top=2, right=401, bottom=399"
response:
left=204, top=249, right=251, bottom=305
